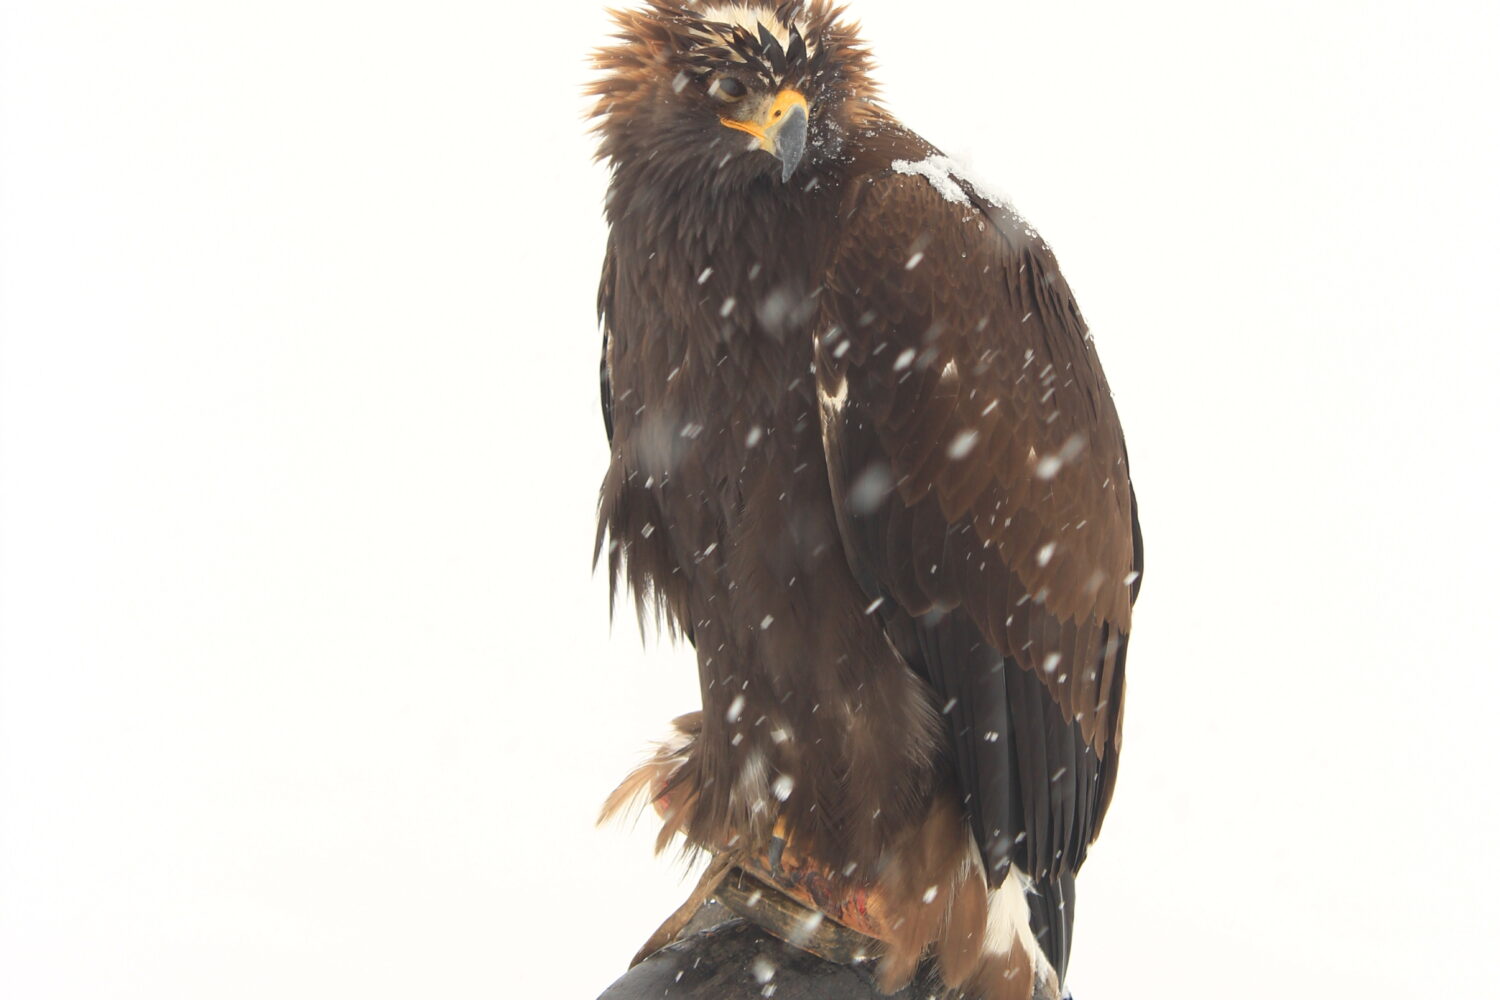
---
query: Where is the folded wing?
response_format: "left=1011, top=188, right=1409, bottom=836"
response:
left=815, top=166, right=1142, bottom=977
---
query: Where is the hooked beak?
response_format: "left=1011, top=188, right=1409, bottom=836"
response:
left=720, top=89, right=809, bottom=182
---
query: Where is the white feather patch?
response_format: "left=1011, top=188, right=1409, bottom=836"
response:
left=984, top=867, right=1059, bottom=998
left=695, top=4, right=808, bottom=49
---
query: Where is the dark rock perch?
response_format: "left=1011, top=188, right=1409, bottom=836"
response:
left=596, top=902, right=922, bottom=1000
left=595, top=898, right=1067, bottom=999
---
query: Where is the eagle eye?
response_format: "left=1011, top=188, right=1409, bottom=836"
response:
left=709, top=76, right=748, bottom=102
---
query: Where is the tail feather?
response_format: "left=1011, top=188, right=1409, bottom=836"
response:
left=964, top=866, right=1059, bottom=1000
left=1027, top=872, right=1075, bottom=986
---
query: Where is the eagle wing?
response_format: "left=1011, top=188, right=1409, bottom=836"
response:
left=816, top=166, right=1141, bottom=970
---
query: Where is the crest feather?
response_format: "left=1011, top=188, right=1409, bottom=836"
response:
left=586, top=0, right=879, bottom=166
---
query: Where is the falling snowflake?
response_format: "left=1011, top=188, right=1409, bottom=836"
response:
left=848, top=463, right=893, bottom=514
left=948, top=429, right=980, bottom=459
left=790, top=910, right=824, bottom=945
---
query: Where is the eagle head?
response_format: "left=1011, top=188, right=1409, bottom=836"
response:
left=588, top=1, right=876, bottom=187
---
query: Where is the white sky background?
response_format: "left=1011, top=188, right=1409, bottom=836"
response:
left=1, top=0, right=1497, bottom=997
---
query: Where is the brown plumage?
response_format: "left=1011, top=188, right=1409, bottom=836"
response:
left=588, top=3, right=1142, bottom=997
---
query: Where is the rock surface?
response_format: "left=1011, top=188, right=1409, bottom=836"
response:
left=595, top=904, right=920, bottom=1000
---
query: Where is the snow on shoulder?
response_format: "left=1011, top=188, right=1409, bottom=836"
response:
left=891, top=154, right=1011, bottom=210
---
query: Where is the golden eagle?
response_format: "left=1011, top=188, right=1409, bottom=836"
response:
left=590, top=3, right=1142, bottom=997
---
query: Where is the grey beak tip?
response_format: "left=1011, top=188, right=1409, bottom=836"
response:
left=775, top=105, right=809, bottom=183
